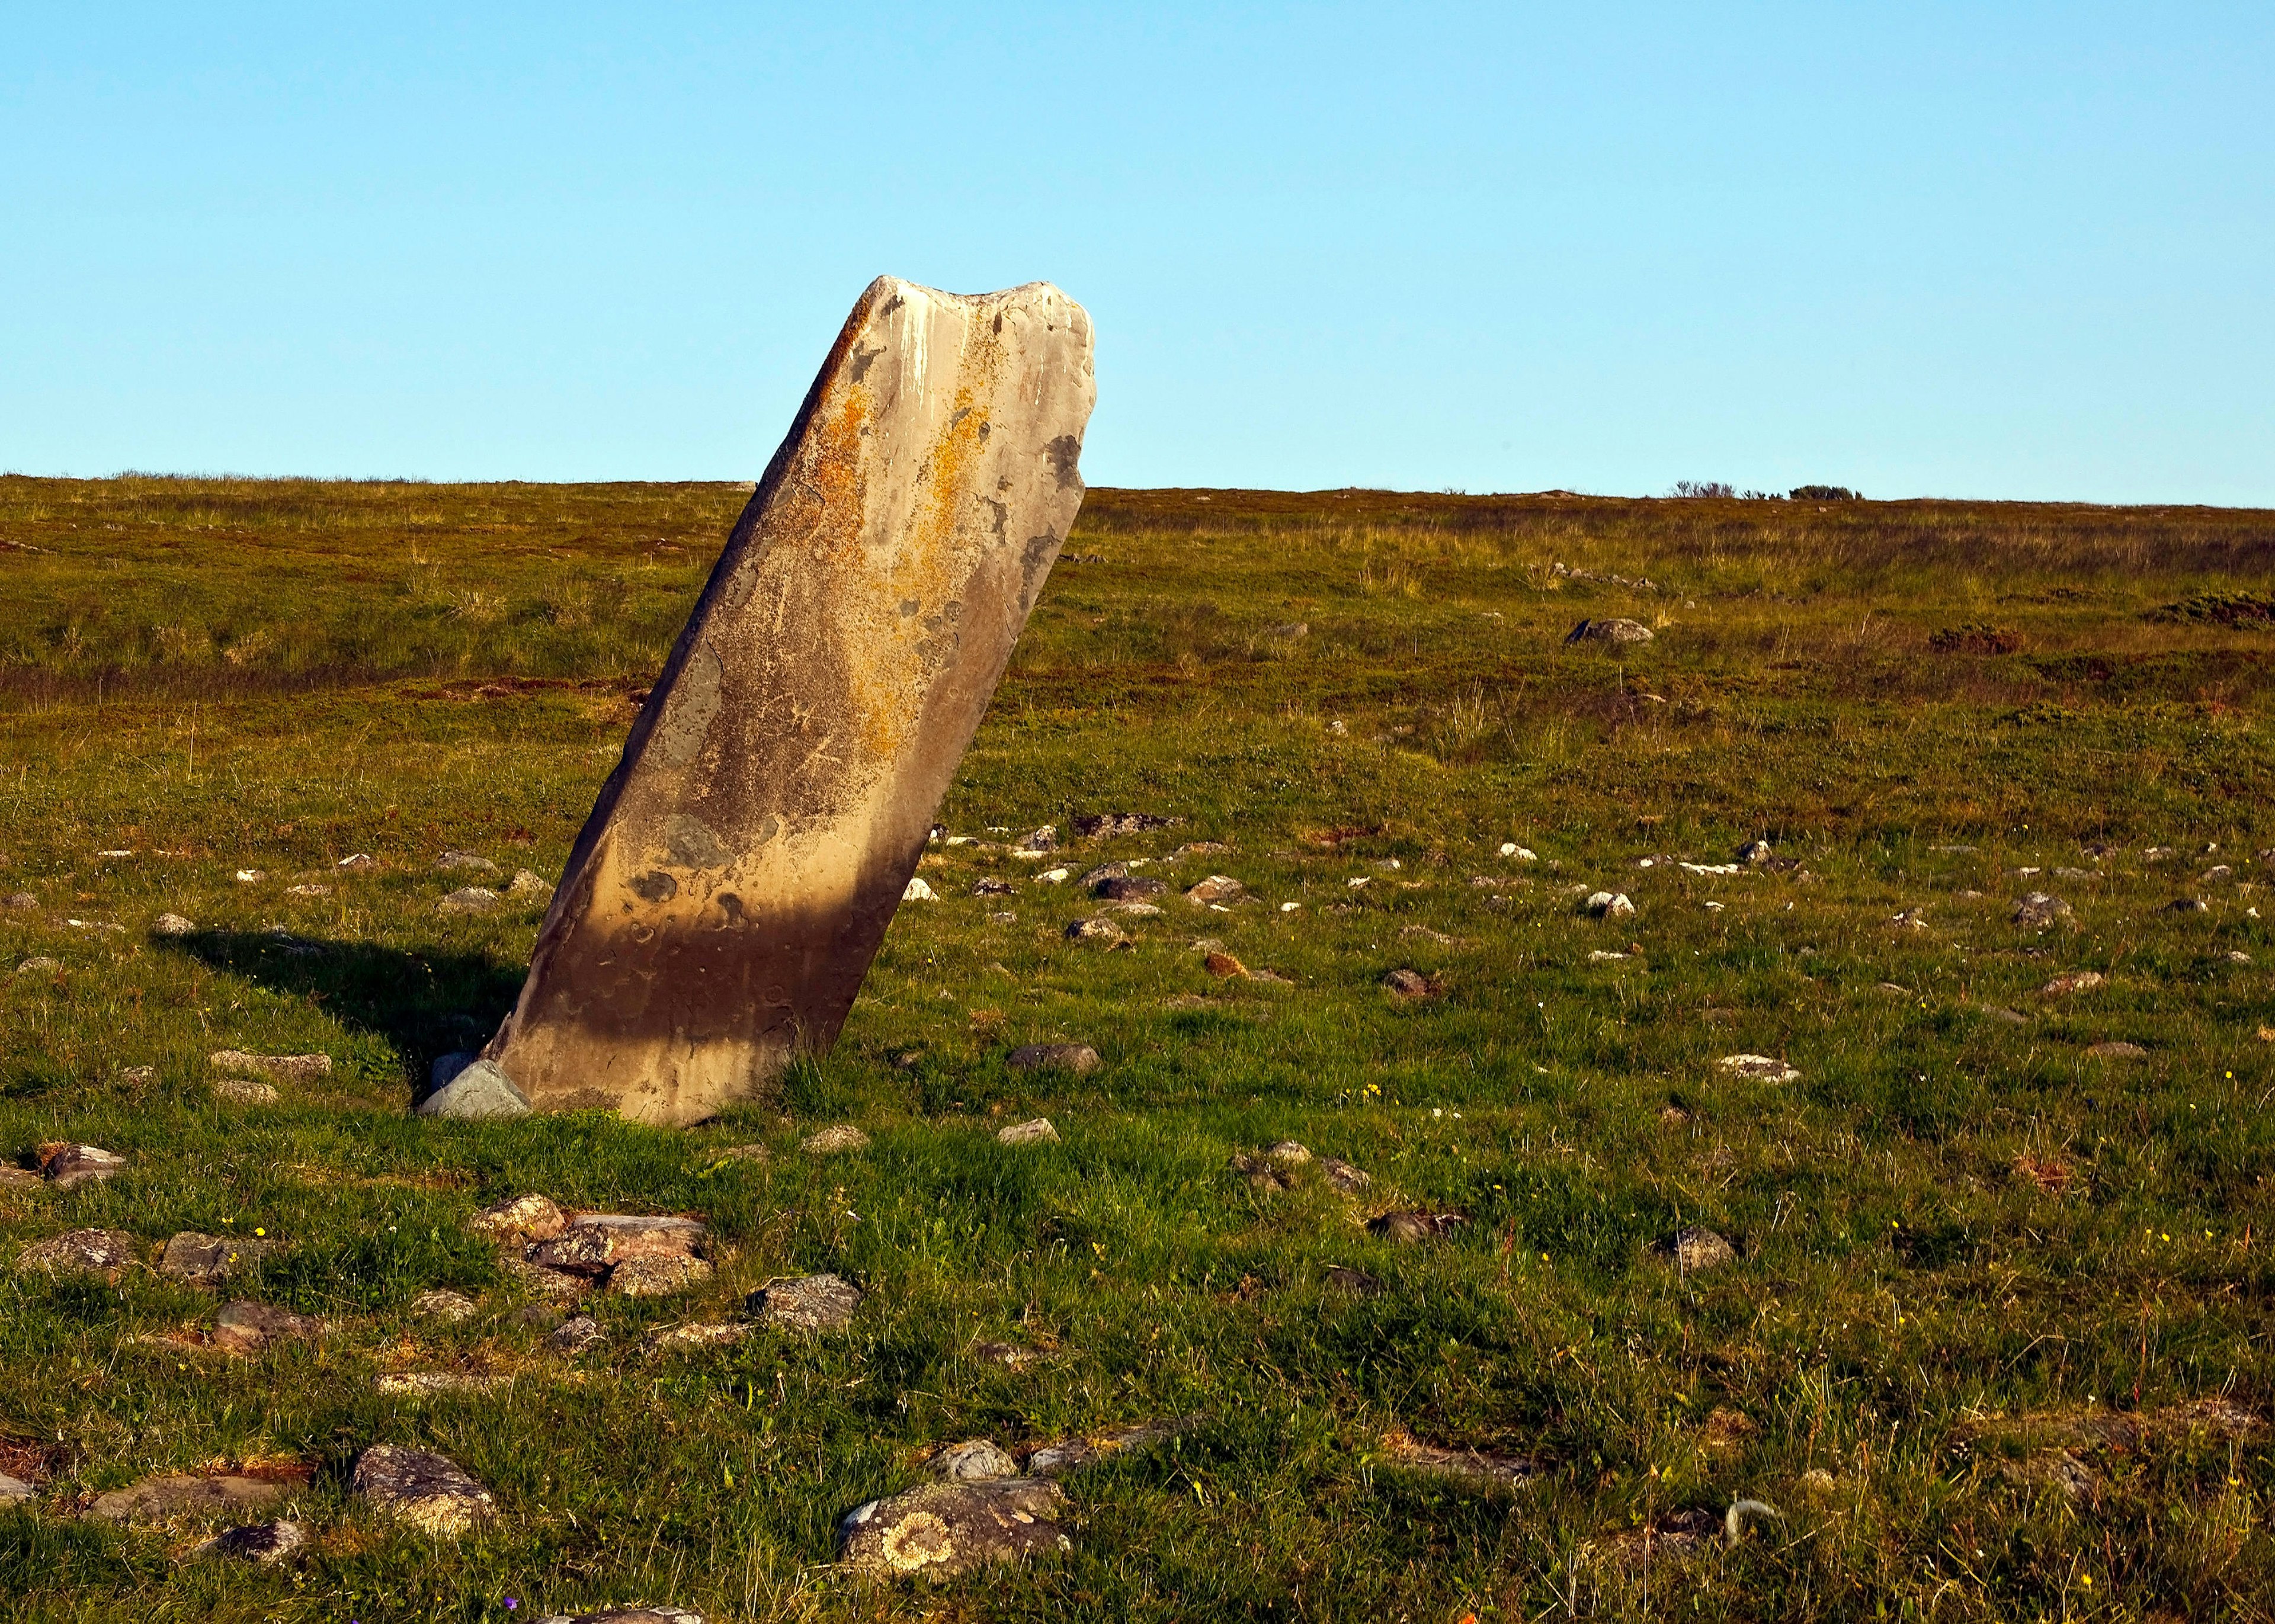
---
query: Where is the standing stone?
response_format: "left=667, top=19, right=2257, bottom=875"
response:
left=481, top=277, right=1095, bottom=1125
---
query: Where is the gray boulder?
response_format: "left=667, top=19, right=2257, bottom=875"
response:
left=838, top=1478, right=1069, bottom=1579
left=416, top=1059, right=530, bottom=1119
left=351, top=1444, right=495, bottom=1537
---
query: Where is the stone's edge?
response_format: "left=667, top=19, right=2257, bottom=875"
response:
left=414, top=1060, right=531, bottom=1120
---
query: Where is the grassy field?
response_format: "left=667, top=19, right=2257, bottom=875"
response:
left=5, top=474, right=2275, bottom=1620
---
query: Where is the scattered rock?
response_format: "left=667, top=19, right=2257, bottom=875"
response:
left=1203, top=951, right=1248, bottom=978
left=1978, top=1004, right=2030, bottom=1025
left=1230, top=1153, right=1292, bottom=1191
left=545, top=1315, right=608, bottom=1356
left=1890, top=907, right=1930, bottom=931
left=416, top=1059, right=530, bottom=1119
left=91, top=1472, right=289, bottom=1524
left=209, top=1050, right=333, bottom=1085
left=752, top=1273, right=861, bottom=1333
left=1096, top=875, right=1167, bottom=901
left=14, top=958, right=62, bottom=977
left=1021, top=1417, right=1193, bottom=1478
left=1382, top=968, right=1434, bottom=1000
left=644, top=1321, right=751, bottom=1353
left=1319, top=1157, right=1372, bottom=1194
left=284, top=882, right=331, bottom=897
left=1737, top=840, right=1774, bottom=866
left=902, top=877, right=937, bottom=902
left=996, top=1118, right=1059, bottom=1145
left=351, top=1445, right=495, bottom=1537
left=533, top=1610, right=703, bottom=1624
left=438, top=887, right=500, bottom=915
left=1400, top=925, right=1457, bottom=946
left=1379, top=1431, right=1540, bottom=1487
left=1183, top=875, right=1246, bottom=906
left=509, top=869, right=554, bottom=898
left=36, top=1142, right=124, bottom=1191
left=1006, top=1043, right=1100, bottom=1075
left=436, top=849, right=499, bottom=874
left=15, top=1228, right=139, bottom=1275
left=930, top=1439, right=1019, bottom=1482
left=1584, top=891, right=1636, bottom=919
left=1716, top=1053, right=1800, bottom=1083
left=0, top=1166, right=45, bottom=1195
left=1323, top=1264, right=1383, bottom=1295
left=160, top=1231, right=268, bottom=1286
left=1661, top=1227, right=1736, bottom=1272
left=472, top=1193, right=568, bottom=1243
left=191, top=1519, right=308, bottom=1564
left=970, top=876, right=1017, bottom=897
left=2040, top=971, right=2106, bottom=996
left=1064, top=916, right=1123, bottom=943
left=150, top=913, right=197, bottom=937
left=839, top=1477, right=1070, bottom=1580
left=411, top=1288, right=479, bottom=1321
left=213, top=1077, right=280, bottom=1105
left=0, top=1473, right=33, bottom=1504
left=212, top=1300, right=322, bottom=1355
left=527, top=1214, right=711, bottom=1276
left=3, top=893, right=38, bottom=910
left=336, top=853, right=377, bottom=871
left=2085, top=1041, right=2148, bottom=1059
left=2164, top=897, right=2210, bottom=914
left=970, top=1340, right=1042, bottom=1369
left=2229, top=949, right=2253, bottom=965
left=1370, top=1211, right=1466, bottom=1243
left=608, top=1254, right=713, bottom=1296
left=1564, top=617, right=1654, bottom=646
left=802, top=1124, right=870, bottom=1155
left=2013, top=893, right=2073, bottom=928
left=1074, top=812, right=1179, bottom=839
left=1264, top=1140, right=1311, bottom=1166
left=1168, top=841, right=1232, bottom=860
left=1014, top=825, right=1059, bottom=853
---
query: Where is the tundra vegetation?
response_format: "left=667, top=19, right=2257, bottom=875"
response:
left=2, top=474, right=2274, bottom=1620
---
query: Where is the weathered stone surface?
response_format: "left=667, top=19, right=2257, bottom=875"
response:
left=91, top=1473, right=288, bottom=1524
left=1370, top=1211, right=1466, bottom=1243
left=752, top=1272, right=861, bottom=1331
left=1382, top=968, right=1433, bottom=1000
left=1095, top=874, right=1166, bottom=901
left=1380, top=1432, right=1542, bottom=1488
left=161, top=1232, right=267, bottom=1286
left=930, top=1439, right=1018, bottom=1482
left=1063, top=915, right=1123, bottom=944
left=1565, top=617, right=1654, bottom=646
left=1319, top=1157, right=1372, bottom=1194
left=351, top=1444, right=495, bottom=1536
left=150, top=912, right=197, bottom=937
left=2041, top=970, right=2106, bottom=996
left=0, top=1166, right=47, bottom=1195
left=2086, top=1040, right=2149, bottom=1058
left=480, top=278, right=1095, bottom=1126
left=212, top=1077, right=279, bottom=1105
left=546, top=1315, right=608, bottom=1356
left=2014, top=892, right=2074, bottom=928
left=212, top=1301, right=321, bottom=1355
left=533, top=1610, right=704, bottom=1624
left=1021, top=1417, right=1193, bottom=1477
left=1006, top=1043, right=1099, bottom=1075
left=411, top=1288, right=480, bottom=1321
left=416, top=1059, right=531, bottom=1119
left=1184, top=875, right=1245, bottom=906
left=801, top=1125, right=870, bottom=1156
left=209, top=1050, right=333, bottom=1085
left=0, top=1472, right=33, bottom=1503
left=15, top=1228, right=139, bottom=1275
left=1717, top=1053, right=1800, bottom=1083
left=839, top=1477, right=1069, bottom=1579
left=1663, top=1227, right=1737, bottom=1271
left=608, top=1254, right=713, bottom=1296
left=996, top=1117, right=1058, bottom=1145
left=36, top=1142, right=123, bottom=1191
left=191, top=1519, right=309, bottom=1563
left=472, top=1193, right=568, bottom=1242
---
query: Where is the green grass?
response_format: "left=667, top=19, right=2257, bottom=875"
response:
left=4, top=475, right=2275, bottom=1620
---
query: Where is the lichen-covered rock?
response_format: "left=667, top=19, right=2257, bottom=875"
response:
left=996, top=1118, right=1059, bottom=1145
left=930, top=1440, right=1018, bottom=1482
left=1183, top=875, right=1245, bottom=906
left=532, top=1608, right=704, bottom=1624
left=1664, top=1227, right=1736, bottom=1272
left=351, top=1445, right=495, bottom=1536
left=212, top=1300, right=322, bottom=1355
left=752, top=1273, right=861, bottom=1332
left=1005, top=1043, right=1099, bottom=1075
left=544, top=1315, right=608, bottom=1356
left=91, top=1473, right=289, bottom=1524
left=527, top=1213, right=709, bottom=1276
left=15, top=1228, right=139, bottom=1276
left=209, top=1050, right=333, bottom=1085
left=411, top=1288, right=480, bottom=1321
left=191, top=1519, right=307, bottom=1564
left=838, top=1477, right=1069, bottom=1579
left=800, top=1125, right=870, bottom=1156
left=480, top=279, right=1095, bottom=1128
left=608, top=1254, right=713, bottom=1296
left=160, top=1231, right=268, bottom=1286
left=1564, top=617, right=1654, bottom=646
left=472, top=1193, right=568, bottom=1243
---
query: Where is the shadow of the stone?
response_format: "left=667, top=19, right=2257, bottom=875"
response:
left=156, top=930, right=524, bottom=1099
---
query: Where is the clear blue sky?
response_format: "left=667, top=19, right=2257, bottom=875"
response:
left=5, top=4, right=2270, bottom=502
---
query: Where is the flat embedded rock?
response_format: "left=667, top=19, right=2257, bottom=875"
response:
left=1370, top=1211, right=1466, bottom=1243
left=1021, top=1417, right=1193, bottom=1478
left=0, top=1166, right=47, bottom=1195
left=36, top=1142, right=123, bottom=1191
left=191, top=1519, right=307, bottom=1564
left=608, top=1254, right=713, bottom=1296
left=15, top=1228, right=139, bottom=1276
left=545, top=1315, right=608, bottom=1356
left=353, top=1445, right=495, bottom=1536
left=1565, top=617, right=1654, bottom=645
left=481, top=278, right=1095, bottom=1127
left=1717, top=1053, right=1800, bottom=1083
left=411, top=1288, right=480, bottom=1321
left=1382, top=968, right=1433, bottom=1000
left=2014, top=892, right=2074, bottom=927
left=150, top=913, right=197, bottom=937
left=212, top=1077, right=280, bottom=1105
left=213, top=1300, right=321, bottom=1355
left=2041, top=971, right=2106, bottom=996
left=91, top=1473, right=288, bottom=1524
left=161, top=1231, right=267, bottom=1286
left=1064, top=916, right=1123, bottom=943
left=209, top=1050, right=333, bottom=1085
left=416, top=1059, right=530, bottom=1119
left=437, top=849, right=499, bottom=874
left=801, top=1125, right=870, bottom=1155
left=2086, top=1041, right=2148, bottom=1058
left=996, top=1117, right=1058, bottom=1145
left=1184, top=875, right=1245, bottom=906
left=752, top=1273, right=861, bottom=1332
left=509, top=869, right=554, bottom=898
left=1006, top=1043, right=1099, bottom=1076
left=0, top=1472, right=33, bottom=1504
left=1664, top=1227, right=1736, bottom=1272
left=1319, top=1157, right=1372, bottom=1193
left=839, top=1478, right=1069, bottom=1579
left=533, top=1610, right=704, bottom=1624
left=1095, top=875, right=1167, bottom=901
left=1379, top=1433, right=1542, bottom=1488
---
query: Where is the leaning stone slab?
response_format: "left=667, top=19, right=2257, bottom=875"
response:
left=15, top=1228, right=139, bottom=1276
left=351, top=1444, right=495, bottom=1536
left=481, top=277, right=1095, bottom=1125
left=838, top=1477, right=1070, bottom=1580
left=416, top=1059, right=530, bottom=1120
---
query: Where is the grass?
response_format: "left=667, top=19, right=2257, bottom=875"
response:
left=4, top=474, right=2275, bottom=1620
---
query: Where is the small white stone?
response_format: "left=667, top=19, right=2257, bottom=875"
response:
left=902, top=877, right=936, bottom=902
left=235, top=870, right=264, bottom=883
